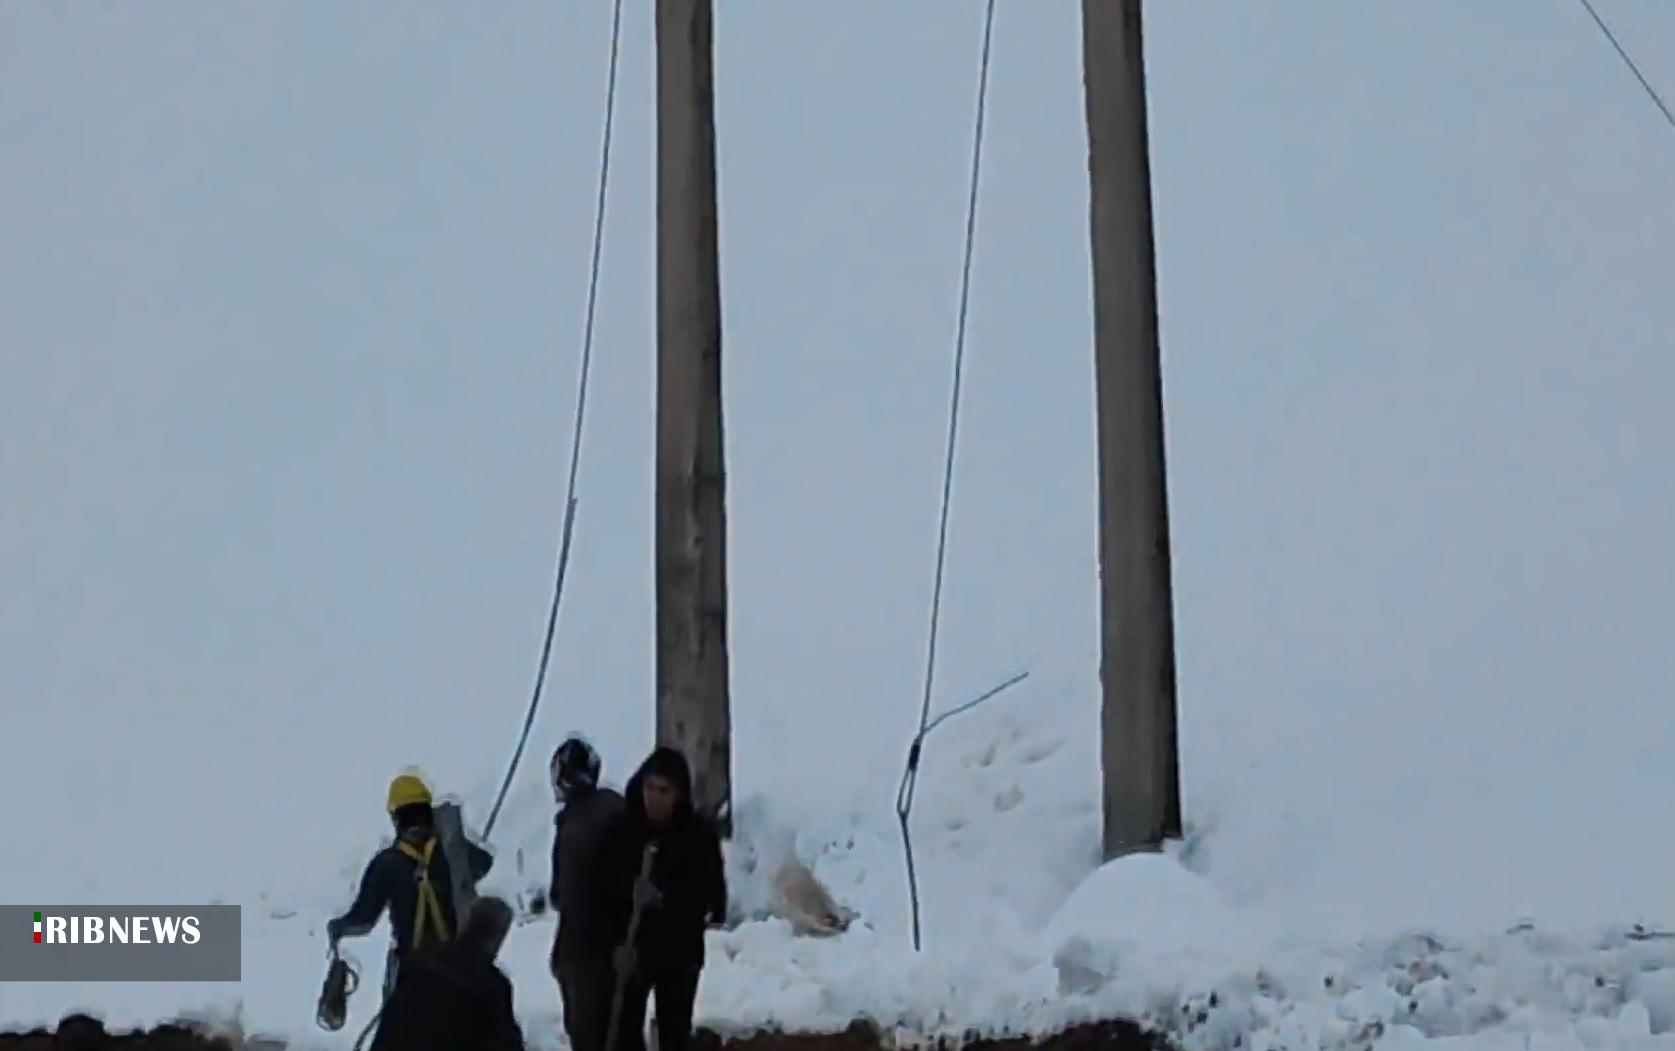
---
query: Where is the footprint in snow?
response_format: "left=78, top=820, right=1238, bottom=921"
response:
left=1018, top=737, right=1064, bottom=765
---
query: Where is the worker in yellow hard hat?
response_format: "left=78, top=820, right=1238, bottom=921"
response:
left=386, top=773, right=432, bottom=814
left=327, top=771, right=495, bottom=1000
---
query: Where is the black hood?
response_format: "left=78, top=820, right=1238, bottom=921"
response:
left=625, top=746, right=695, bottom=821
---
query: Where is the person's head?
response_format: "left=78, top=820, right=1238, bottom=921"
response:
left=629, top=747, right=693, bottom=829
left=386, top=773, right=434, bottom=831
left=459, top=896, right=514, bottom=960
left=550, top=736, right=601, bottom=804
left=642, top=774, right=679, bottom=826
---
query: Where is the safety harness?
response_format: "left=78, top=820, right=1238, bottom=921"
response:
left=395, top=836, right=451, bottom=949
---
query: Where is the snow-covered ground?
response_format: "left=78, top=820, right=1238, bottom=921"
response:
left=228, top=729, right=1675, bottom=1051
left=8, top=670, right=1673, bottom=1051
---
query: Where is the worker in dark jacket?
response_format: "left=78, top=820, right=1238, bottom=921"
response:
left=612, top=746, right=726, bottom=1051
left=328, top=773, right=494, bottom=999
left=548, top=736, right=634, bottom=1051
left=368, top=895, right=525, bottom=1051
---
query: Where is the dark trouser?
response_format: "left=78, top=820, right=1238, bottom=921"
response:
left=383, top=946, right=402, bottom=1002
left=555, top=952, right=616, bottom=1051
left=614, top=962, right=701, bottom=1051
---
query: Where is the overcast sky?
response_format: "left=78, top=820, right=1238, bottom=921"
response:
left=4, top=1, right=1673, bottom=925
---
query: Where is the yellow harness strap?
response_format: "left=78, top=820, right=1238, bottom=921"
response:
left=396, top=837, right=450, bottom=948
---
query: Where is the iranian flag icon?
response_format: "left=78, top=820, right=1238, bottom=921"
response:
left=34, top=912, right=42, bottom=944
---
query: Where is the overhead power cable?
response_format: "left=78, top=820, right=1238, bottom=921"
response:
left=896, top=0, right=1000, bottom=955
left=1575, top=0, right=1675, bottom=132
left=484, top=0, right=627, bottom=841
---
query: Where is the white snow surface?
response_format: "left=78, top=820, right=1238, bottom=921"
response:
left=7, top=676, right=1673, bottom=1051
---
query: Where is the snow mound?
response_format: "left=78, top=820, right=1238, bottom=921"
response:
left=1039, top=853, right=1267, bottom=1000
left=1077, top=924, right=1675, bottom=1051
left=1043, top=852, right=1247, bottom=952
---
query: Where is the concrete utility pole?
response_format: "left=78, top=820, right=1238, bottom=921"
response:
left=655, top=0, right=733, bottom=835
left=1082, top=0, right=1182, bottom=859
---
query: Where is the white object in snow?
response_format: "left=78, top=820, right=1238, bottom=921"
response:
left=769, top=858, right=855, bottom=937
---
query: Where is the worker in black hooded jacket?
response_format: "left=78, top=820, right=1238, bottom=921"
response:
left=369, top=895, right=525, bottom=1051
left=547, top=736, right=634, bottom=1051
left=328, top=773, right=494, bottom=999
left=612, top=746, right=726, bottom=1051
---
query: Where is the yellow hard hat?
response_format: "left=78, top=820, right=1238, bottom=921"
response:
left=386, top=773, right=432, bottom=814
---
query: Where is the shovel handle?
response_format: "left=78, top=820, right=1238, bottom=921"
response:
left=604, top=843, right=660, bottom=1051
